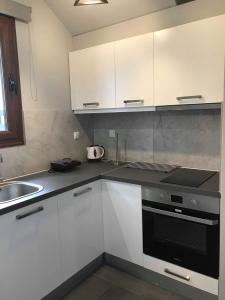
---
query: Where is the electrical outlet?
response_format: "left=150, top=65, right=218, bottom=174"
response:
left=109, top=130, right=116, bottom=138
left=73, top=131, right=80, bottom=140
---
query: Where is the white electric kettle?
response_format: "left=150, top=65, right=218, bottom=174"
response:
left=87, top=145, right=105, bottom=161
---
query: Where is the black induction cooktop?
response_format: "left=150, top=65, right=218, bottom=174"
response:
left=161, top=168, right=216, bottom=187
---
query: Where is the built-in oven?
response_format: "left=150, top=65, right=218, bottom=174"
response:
left=142, top=187, right=220, bottom=279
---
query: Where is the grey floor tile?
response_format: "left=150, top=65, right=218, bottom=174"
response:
left=99, top=287, right=143, bottom=300
left=63, top=275, right=113, bottom=300
left=95, top=266, right=172, bottom=300
left=167, top=294, right=189, bottom=300
left=63, top=266, right=189, bottom=300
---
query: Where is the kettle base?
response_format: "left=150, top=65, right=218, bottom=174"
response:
left=87, top=159, right=102, bottom=162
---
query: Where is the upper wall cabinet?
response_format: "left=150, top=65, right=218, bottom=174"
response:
left=115, top=33, right=154, bottom=108
left=154, top=15, right=225, bottom=106
left=69, top=43, right=116, bottom=110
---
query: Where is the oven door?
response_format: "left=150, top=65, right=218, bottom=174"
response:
left=142, top=203, right=219, bottom=278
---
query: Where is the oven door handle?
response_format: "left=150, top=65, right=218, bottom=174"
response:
left=142, top=206, right=218, bottom=226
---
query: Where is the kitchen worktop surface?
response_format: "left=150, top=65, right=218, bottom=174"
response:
left=0, top=162, right=220, bottom=215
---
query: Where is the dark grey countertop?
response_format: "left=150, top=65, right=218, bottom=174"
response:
left=0, top=162, right=220, bottom=215
left=102, top=166, right=220, bottom=197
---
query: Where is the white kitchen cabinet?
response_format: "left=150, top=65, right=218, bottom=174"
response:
left=0, top=199, right=61, bottom=300
left=115, top=33, right=154, bottom=108
left=102, top=180, right=143, bottom=266
left=69, top=43, right=116, bottom=110
left=38, top=198, right=63, bottom=298
left=154, top=15, right=225, bottom=106
left=58, top=181, right=104, bottom=282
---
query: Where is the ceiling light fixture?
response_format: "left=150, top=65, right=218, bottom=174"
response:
left=74, top=0, right=108, bottom=6
left=175, top=0, right=194, bottom=4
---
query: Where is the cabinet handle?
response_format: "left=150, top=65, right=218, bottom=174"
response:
left=74, top=187, right=92, bottom=197
left=164, top=268, right=190, bottom=282
left=142, top=205, right=218, bottom=226
left=16, top=206, right=44, bottom=220
left=83, top=102, right=100, bottom=107
left=9, top=73, right=18, bottom=95
left=123, top=100, right=144, bottom=105
left=176, top=95, right=202, bottom=101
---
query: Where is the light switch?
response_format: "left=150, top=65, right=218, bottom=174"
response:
left=73, top=131, right=80, bottom=140
left=109, top=130, right=116, bottom=138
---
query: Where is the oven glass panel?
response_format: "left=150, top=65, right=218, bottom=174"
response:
left=154, top=215, right=207, bottom=254
left=142, top=209, right=219, bottom=278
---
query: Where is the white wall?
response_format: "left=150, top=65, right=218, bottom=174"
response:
left=0, top=0, right=92, bottom=179
left=16, top=0, right=72, bottom=111
left=72, top=0, right=225, bottom=50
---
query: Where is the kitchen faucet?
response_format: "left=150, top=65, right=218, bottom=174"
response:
left=115, top=132, right=119, bottom=166
left=112, top=132, right=121, bottom=166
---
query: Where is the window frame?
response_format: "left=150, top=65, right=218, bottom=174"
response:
left=0, top=14, right=24, bottom=148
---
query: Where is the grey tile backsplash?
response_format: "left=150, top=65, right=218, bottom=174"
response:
left=94, top=110, right=221, bottom=171
left=2, top=108, right=220, bottom=180
left=1, top=110, right=93, bottom=179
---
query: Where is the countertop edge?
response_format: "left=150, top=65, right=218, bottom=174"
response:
left=101, top=174, right=221, bottom=198
left=0, top=175, right=101, bottom=216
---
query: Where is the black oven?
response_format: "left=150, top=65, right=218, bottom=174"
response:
left=142, top=187, right=220, bottom=279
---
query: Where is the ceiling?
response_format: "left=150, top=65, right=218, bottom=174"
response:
left=45, top=0, right=175, bottom=36
left=45, top=0, right=194, bottom=36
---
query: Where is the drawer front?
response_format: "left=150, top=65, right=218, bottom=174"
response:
left=144, top=255, right=218, bottom=295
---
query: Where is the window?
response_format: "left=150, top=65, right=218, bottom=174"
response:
left=0, top=14, right=24, bottom=148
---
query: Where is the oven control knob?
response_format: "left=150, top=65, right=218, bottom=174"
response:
left=191, top=199, right=198, bottom=206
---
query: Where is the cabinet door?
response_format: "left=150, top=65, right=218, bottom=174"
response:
left=102, top=180, right=143, bottom=266
left=115, top=33, right=154, bottom=108
left=155, top=15, right=225, bottom=106
left=58, top=181, right=104, bottom=281
left=69, top=43, right=116, bottom=110
left=38, top=198, right=62, bottom=298
left=0, top=199, right=61, bottom=300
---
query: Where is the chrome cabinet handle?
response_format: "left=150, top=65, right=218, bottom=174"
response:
left=16, top=206, right=44, bottom=220
left=142, top=206, right=218, bottom=226
left=74, top=187, right=92, bottom=197
left=83, top=102, right=100, bottom=107
left=164, top=268, right=190, bottom=282
left=176, top=95, right=202, bottom=101
left=123, top=99, right=144, bottom=104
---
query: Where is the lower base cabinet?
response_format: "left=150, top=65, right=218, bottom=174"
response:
left=0, top=179, right=213, bottom=299
left=102, top=180, right=143, bottom=266
left=144, top=255, right=218, bottom=296
left=0, top=181, right=104, bottom=300
left=58, top=181, right=104, bottom=282
left=0, top=199, right=61, bottom=300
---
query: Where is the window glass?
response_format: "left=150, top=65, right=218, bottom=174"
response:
left=0, top=14, right=24, bottom=148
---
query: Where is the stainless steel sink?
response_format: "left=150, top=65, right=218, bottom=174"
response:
left=0, top=181, right=43, bottom=204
